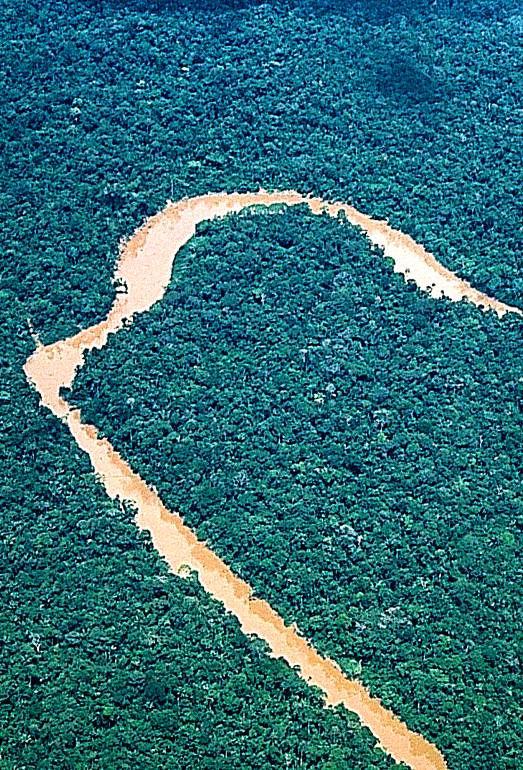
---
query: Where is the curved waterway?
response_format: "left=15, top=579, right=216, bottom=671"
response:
left=24, top=190, right=522, bottom=770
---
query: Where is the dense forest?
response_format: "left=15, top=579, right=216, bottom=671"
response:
left=2, top=0, right=522, bottom=768
left=72, top=208, right=523, bottom=769
left=2, top=304, right=403, bottom=770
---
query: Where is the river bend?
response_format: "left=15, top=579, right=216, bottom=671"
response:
left=24, top=190, right=522, bottom=770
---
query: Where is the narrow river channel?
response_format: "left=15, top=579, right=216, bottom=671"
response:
left=24, top=190, right=522, bottom=770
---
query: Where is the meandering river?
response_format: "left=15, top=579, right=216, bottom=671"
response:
left=24, top=190, right=522, bottom=770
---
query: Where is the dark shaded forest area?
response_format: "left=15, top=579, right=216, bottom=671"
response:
left=1, top=0, right=522, bottom=768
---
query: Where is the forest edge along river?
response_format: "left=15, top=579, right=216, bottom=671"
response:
left=24, top=190, right=522, bottom=770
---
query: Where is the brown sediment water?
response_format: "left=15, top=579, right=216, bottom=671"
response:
left=24, top=190, right=522, bottom=770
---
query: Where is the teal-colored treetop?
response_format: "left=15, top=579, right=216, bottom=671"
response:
left=73, top=207, right=522, bottom=770
left=2, top=1, right=522, bottom=768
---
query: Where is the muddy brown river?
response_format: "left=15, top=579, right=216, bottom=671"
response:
left=24, top=190, right=522, bottom=770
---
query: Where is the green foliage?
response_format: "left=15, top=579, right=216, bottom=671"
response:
left=74, top=208, right=522, bottom=769
left=2, top=0, right=522, bottom=768
left=373, top=53, right=440, bottom=104
left=1, top=0, right=522, bottom=343
left=0, top=304, right=400, bottom=769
